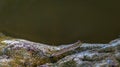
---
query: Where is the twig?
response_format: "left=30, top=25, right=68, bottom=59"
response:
left=50, top=40, right=82, bottom=58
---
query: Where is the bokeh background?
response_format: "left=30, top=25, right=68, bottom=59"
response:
left=0, top=0, right=120, bottom=45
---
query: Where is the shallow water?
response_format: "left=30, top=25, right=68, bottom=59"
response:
left=0, top=0, right=120, bottom=45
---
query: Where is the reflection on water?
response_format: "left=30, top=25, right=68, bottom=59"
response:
left=0, top=0, right=120, bottom=45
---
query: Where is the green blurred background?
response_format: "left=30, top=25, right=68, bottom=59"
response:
left=0, top=0, right=120, bottom=45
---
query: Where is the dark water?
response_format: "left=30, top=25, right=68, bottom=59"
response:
left=0, top=0, right=120, bottom=45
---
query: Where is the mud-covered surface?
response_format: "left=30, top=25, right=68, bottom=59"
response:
left=0, top=33, right=120, bottom=67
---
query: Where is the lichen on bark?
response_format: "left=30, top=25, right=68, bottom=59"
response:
left=0, top=33, right=120, bottom=67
